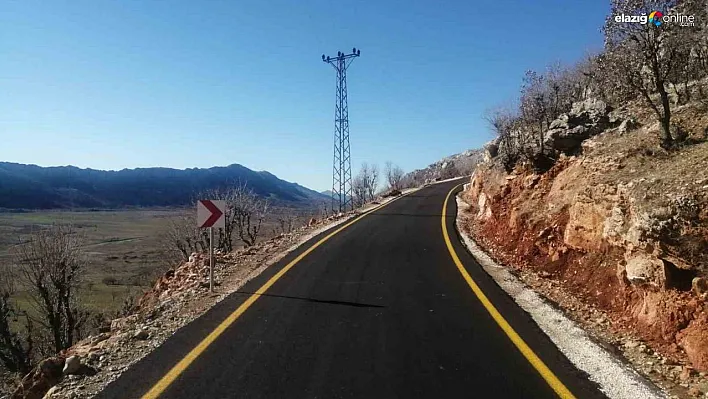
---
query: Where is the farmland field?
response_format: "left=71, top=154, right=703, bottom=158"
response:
left=0, top=207, right=317, bottom=315
left=0, top=209, right=186, bottom=314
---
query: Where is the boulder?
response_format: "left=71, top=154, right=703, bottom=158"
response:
left=110, top=315, right=138, bottom=332
left=678, top=315, right=708, bottom=372
left=62, top=356, right=81, bottom=375
left=484, top=139, right=499, bottom=162
left=624, top=252, right=666, bottom=287
left=618, top=118, right=638, bottom=135
left=382, top=189, right=401, bottom=198
left=133, top=329, right=150, bottom=340
left=476, top=192, right=493, bottom=221
left=544, top=98, right=612, bottom=153
left=12, top=357, right=65, bottom=399
left=692, top=277, right=708, bottom=296
left=570, top=98, right=612, bottom=120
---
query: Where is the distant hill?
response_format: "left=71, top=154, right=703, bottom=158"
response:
left=0, top=162, right=329, bottom=210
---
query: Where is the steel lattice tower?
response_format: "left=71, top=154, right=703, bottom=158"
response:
left=322, top=48, right=360, bottom=213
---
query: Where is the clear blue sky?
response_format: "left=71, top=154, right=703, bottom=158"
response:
left=1, top=0, right=607, bottom=191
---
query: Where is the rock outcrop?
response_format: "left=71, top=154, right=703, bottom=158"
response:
left=544, top=98, right=613, bottom=154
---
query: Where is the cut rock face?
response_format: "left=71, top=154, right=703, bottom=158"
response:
left=563, top=200, right=607, bottom=252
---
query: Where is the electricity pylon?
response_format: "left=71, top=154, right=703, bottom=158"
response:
left=321, top=47, right=361, bottom=213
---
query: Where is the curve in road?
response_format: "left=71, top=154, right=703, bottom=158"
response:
left=98, top=178, right=607, bottom=399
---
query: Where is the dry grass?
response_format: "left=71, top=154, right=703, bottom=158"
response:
left=0, top=207, right=320, bottom=316
left=585, top=101, right=708, bottom=215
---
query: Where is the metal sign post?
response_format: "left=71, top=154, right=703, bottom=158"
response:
left=209, top=226, right=214, bottom=292
left=197, top=200, right=226, bottom=293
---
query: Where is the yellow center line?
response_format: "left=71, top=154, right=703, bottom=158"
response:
left=441, top=184, right=576, bottom=399
left=141, top=192, right=412, bottom=398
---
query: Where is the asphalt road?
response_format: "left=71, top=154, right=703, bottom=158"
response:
left=98, top=179, right=607, bottom=399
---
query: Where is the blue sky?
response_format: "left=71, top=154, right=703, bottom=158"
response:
left=1, top=0, right=607, bottom=191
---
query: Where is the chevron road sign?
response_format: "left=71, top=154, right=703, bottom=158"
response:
left=197, top=200, right=226, bottom=229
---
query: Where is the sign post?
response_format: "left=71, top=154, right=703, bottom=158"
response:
left=197, top=200, right=226, bottom=293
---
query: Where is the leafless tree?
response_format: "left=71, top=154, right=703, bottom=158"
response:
left=159, top=182, right=271, bottom=268
left=363, top=163, right=379, bottom=202
left=441, top=163, right=460, bottom=179
left=351, top=172, right=368, bottom=208
left=384, top=162, right=404, bottom=191
left=11, top=225, right=88, bottom=354
left=520, top=70, right=550, bottom=153
left=603, top=0, right=683, bottom=147
left=0, top=264, right=33, bottom=374
left=484, top=107, right=523, bottom=170
left=229, top=183, right=270, bottom=247
left=670, top=0, right=708, bottom=102
left=158, top=213, right=207, bottom=267
left=273, top=210, right=299, bottom=235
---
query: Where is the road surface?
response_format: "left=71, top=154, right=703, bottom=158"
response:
left=98, top=179, right=606, bottom=399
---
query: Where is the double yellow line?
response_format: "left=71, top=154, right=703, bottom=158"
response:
left=441, top=184, right=576, bottom=399
left=142, top=184, right=575, bottom=399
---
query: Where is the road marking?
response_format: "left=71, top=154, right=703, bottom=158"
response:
left=441, top=184, right=577, bottom=399
left=141, top=193, right=413, bottom=399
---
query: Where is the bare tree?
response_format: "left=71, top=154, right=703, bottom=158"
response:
left=230, top=184, right=269, bottom=247
left=603, top=0, right=682, bottom=147
left=0, top=264, right=33, bottom=374
left=158, top=213, right=207, bottom=267
left=520, top=70, right=550, bottom=153
left=351, top=172, right=367, bottom=208
left=384, top=162, right=404, bottom=191
left=441, top=163, right=460, bottom=179
left=11, top=225, right=88, bottom=354
left=273, top=209, right=299, bottom=235
left=670, top=0, right=708, bottom=101
left=159, top=182, right=271, bottom=268
left=364, top=163, right=379, bottom=202
left=484, top=106, right=523, bottom=170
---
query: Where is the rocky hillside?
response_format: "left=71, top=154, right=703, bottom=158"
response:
left=461, top=98, right=708, bottom=396
left=0, top=163, right=328, bottom=210
left=402, top=149, right=483, bottom=186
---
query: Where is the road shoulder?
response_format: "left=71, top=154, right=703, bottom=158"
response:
left=454, top=190, right=666, bottom=399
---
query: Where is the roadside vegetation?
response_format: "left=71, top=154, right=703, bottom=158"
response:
left=485, top=0, right=707, bottom=172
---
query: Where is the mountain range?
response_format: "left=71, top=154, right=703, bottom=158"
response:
left=0, top=162, right=329, bottom=210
